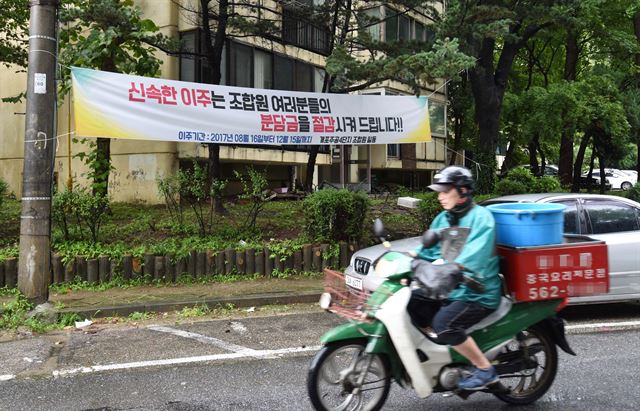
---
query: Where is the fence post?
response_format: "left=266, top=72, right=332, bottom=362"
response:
left=264, top=249, right=273, bottom=277
left=122, top=255, right=133, bottom=281
left=215, top=252, right=224, bottom=275
left=0, top=261, right=4, bottom=288
left=224, top=248, right=235, bottom=274
left=320, top=244, right=329, bottom=269
left=52, top=253, right=63, bottom=284
left=64, top=259, right=76, bottom=283
left=175, top=257, right=187, bottom=280
left=5, top=258, right=17, bottom=288
left=255, top=250, right=265, bottom=276
left=87, top=258, right=99, bottom=284
left=206, top=250, right=215, bottom=275
left=303, top=244, right=312, bottom=272
left=144, top=253, right=155, bottom=281
left=165, top=254, right=175, bottom=283
left=246, top=249, right=255, bottom=275
left=187, top=250, right=196, bottom=277
left=77, top=256, right=87, bottom=282
left=312, top=246, right=322, bottom=272
left=339, top=241, right=349, bottom=269
left=196, top=251, right=206, bottom=277
left=154, top=256, right=166, bottom=282
left=294, top=250, right=302, bottom=273
left=98, top=256, right=110, bottom=283
left=236, top=250, right=246, bottom=275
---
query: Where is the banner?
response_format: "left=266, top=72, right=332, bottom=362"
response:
left=71, top=67, right=431, bottom=145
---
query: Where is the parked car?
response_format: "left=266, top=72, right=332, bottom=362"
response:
left=620, top=169, right=638, bottom=178
left=345, top=193, right=640, bottom=305
left=579, top=175, right=611, bottom=191
left=517, top=164, right=559, bottom=177
left=590, top=169, right=636, bottom=190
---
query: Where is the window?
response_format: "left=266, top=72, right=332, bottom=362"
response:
left=383, top=8, right=432, bottom=43
left=179, top=31, right=227, bottom=85
left=282, top=1, right=331, bottom=54
left=254, top=49, right=273, bottom=89
left=360, top=7, right=382, bottom=41
left=584, top=199, right=640, bottom=234
left=551, top=200, right=580, bottom=234
left=230, top=42, right=252, bottom=87
left=274, top=55, right=294, bottom=90
left=387, top=144, right=399, bottom=158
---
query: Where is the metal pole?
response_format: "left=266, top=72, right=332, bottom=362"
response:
left=18, top=0, right=59, bottom=303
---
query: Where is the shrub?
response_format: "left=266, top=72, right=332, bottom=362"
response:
left=626, top=182, right=640, bottom=203
left=495, top=179, right=528, bottom=196
left=304, top=189, right=370, bottom=242
left=496, top=168, right=562, bottom=196
left=533, top=176, right=562, bottom=193
left=234, top=166, right=269, bottom=234
left=52, top=187, right=110, bottom=243
left=0, top=178, right=7, bottom=207
left=414, top=192, right=441, bottom=229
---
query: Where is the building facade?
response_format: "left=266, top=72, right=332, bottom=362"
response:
left=0, top=0, right=449, bottom=203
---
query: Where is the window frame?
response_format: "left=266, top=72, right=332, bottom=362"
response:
left=582, top=198, right=640, bottom=234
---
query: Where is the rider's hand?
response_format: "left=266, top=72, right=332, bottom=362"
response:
left=408, top=250, right=417, bottom=257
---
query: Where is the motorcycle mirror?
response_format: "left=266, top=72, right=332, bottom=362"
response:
left=422, top=229, right=440, bottom=248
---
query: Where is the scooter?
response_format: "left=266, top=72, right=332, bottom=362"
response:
left=307, top=220, right=575, bottom=411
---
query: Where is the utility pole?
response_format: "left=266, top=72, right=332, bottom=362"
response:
left=18, top=0, right=59, bottom=304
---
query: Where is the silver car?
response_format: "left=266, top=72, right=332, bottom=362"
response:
left=345, top=193, right=640, bottom=305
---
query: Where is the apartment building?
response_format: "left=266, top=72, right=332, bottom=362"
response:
left=0, top=0, right=448, bottom=203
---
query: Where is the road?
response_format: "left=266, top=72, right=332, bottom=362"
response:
left=1, top=303, right=640, bottom=410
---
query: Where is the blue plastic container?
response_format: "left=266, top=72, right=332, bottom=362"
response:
left=486, top=203, right=566, bottom=247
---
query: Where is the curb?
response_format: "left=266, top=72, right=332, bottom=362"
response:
left=58, top=291, right=323, bottom=319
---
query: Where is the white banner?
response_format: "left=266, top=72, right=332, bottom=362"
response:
left=72, top=67, right=431, bottom=145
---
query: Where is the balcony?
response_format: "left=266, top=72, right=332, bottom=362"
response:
left=282, top=7, right=331, bottom=55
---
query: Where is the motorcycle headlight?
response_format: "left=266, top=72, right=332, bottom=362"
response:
left=374, top=258, right=399, bottom=278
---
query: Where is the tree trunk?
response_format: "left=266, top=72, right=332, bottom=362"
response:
left=202, top=0, right=228, bottom=212
left=500, top=140, right=517, bottom=174
left=94, top=137, right=111, bottom=197
left=634, top=12, right=640, bottom=175
left=449, top=116, right=462, bottom=165
left=559, top=28, right=579, bottom=186
left=304, top=0, right=350, bottom=192
left=571, top=134, right=591, bottom=192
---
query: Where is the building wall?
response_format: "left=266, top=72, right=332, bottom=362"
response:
left=0, top=0, right=448, bottom=203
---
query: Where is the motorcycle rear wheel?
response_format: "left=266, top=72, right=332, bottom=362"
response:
left=494, top=325, right=558, bottom=405
left=307, top=339, right=391, bottom=411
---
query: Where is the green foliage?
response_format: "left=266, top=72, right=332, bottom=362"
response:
left=157, top=174, right=185, bottom=226
left=234, top=167, right=269, bottom=233
left=52, top=186, right=110, bottom=244
left=177, top=304, right=210, bottom=319
left=0, top=245, right=19, bottom=262
left=496, top=168, right=563, bottom=195
left=128, top=311, right=151, bottom=321
left=0, top=177, right=7, bottom=207
left=625, top=182, right=640, bottom=203
left=303, top=189, right=370, bottom=242
left=414, top=192, right=441, bottom=229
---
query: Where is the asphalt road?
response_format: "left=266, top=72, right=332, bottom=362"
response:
left=1, top=303, right=640, bottom=410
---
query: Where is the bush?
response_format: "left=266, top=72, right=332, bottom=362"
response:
left=0, top=178, right=7, bottom=208
left=52, top=187, right=110, bottom=243
left=304, top=189, right=370, bottom=242
left=414, top=192, right=441, bottom=228
left=626, top=182, right=640, bottom=203
left=533, top=176, right=562, bottom=193
left=496, top=168, right=562, bottom=196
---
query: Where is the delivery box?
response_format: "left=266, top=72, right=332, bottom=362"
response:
left=497, top=235, right=609, bottom=302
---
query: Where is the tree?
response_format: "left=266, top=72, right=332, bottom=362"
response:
left=440, top=0, right=568, bottom=193
left=58, top=0, right=174, bottom=197
left=0, top=0, right=30, bottom=102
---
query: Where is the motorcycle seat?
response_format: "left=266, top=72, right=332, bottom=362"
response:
left=465, top=296, right=513, bottom=333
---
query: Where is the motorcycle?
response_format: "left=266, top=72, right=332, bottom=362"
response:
left=307, top=219, right=575, bottom=411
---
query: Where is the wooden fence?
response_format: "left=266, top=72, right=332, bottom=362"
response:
left=0, top=242, right=362, bottom=287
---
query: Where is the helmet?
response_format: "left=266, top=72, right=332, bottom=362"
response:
left=428, top=166, right=475, bottom=195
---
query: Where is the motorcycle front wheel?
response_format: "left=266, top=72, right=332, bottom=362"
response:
left=494, top=325, right=558, bottom=405
left=307, top=339, right=391, bottom=411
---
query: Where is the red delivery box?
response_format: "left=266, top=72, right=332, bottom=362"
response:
left=496, top=235, right=609, bottom=302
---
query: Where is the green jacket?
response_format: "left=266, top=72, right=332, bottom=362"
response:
left=416, top=204, right=502, bottom=309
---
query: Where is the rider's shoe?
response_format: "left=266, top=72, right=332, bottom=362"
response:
left=458, top=366, right=498, bottom=390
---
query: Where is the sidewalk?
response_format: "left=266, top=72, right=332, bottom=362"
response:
left=46, top=276, right=324, bottom=319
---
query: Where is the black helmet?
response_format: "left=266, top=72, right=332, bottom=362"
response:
left=428, top=166, right=475, bottom=195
